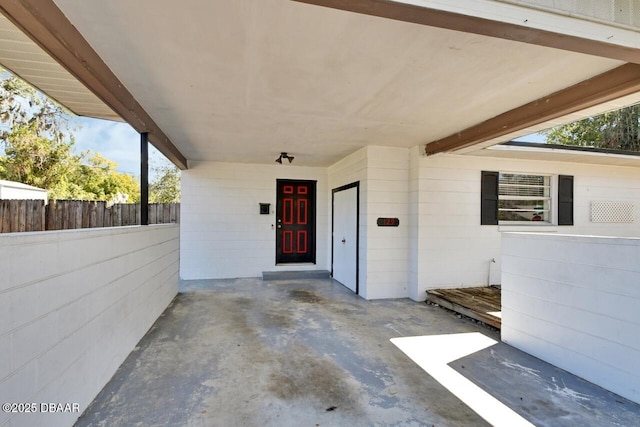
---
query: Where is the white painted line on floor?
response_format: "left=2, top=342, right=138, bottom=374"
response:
left=391, top=333, right=535, bottom=427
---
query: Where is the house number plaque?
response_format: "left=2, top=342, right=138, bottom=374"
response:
left=377, top=217, right=400, bottom=227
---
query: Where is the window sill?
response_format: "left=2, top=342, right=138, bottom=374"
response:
left=498, top=224, right=558, bottom=233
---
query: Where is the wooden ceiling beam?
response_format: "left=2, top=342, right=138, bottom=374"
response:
left=0, top=0, right=188, bottom=169
left=425, top=63, right=640, bottom=155
left=292, top=0, right=640, bottom=64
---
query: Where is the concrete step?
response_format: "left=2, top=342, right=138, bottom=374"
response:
left=262, top=270, right=331, bottom=281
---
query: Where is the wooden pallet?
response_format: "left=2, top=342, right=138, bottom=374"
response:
left=427, top=287, right=502, bottom=329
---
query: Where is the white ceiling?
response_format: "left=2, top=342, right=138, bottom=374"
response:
left=0, top=13, right=120, bottom=121
left=8, top=0, right=635, bottom=166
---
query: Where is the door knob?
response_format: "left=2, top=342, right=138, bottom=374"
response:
left=341, top=238, right=346, bottom=244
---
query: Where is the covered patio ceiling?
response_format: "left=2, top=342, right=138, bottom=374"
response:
left=1, top=0, right=640, bottom=168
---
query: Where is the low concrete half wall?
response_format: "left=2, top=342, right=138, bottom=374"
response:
left=502, top=232, right=640, bottom=404
left=0, top=225, right=179, bottom=427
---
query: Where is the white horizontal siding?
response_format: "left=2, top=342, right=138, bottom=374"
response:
left=0, top=225, right=179, bottom=427
left=328, top=148, right=369, bottom=294
left=501, top=232, right=640, bottom=405
left=408, top=146, right=421, bottom=300
left=363, top=147, right=409, bottom=299
left=181, top=148, right=640, bottom=305
left=181, top=161, right=328, bottom=279
left=328, top=146, right=410, bottom=299
left=413, top=153, right=640, bottom=299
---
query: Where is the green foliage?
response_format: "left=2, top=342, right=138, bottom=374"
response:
left=544, top=104, right=640, bottom=151
left=0, top=71, right=141, bottom=201
left=149, top=163, right=180, bottom=203
left=71, top=152, right=140, bottom=202
left=0, top=122, right=80, bottom=198
left=0, top=75, right=71, bottom=142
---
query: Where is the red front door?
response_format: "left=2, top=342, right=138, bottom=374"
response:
left=276, top=180, right=316, bottom=264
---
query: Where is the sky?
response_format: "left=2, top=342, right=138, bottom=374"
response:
left=72, top=116, right=139, bottom=175
left=71, top=116, right=172, bottom=179
left=513, top=132, right=545, bottom=143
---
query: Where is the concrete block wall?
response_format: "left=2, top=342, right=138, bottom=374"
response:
left=501, top=232, right=640, bottom=405
left=412, top=153, right=640, bottom=298
left=0, top=225, right=179, bottom=427
left=181, top=161, right=329, bottom=279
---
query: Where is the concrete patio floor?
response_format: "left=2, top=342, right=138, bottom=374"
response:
left=75, top=278, right=640, bottom=426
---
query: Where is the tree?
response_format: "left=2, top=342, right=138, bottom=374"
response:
left=0, top=121, right=81, bottom=198
left=0, top=74, right=72, bottom=142
left=70, top=152, right=140, bottom=202
left=0, top=71, right=141, bottom=201
left=0, top=73, right=81, bottom=197
left=149, top=163, right=180, bottom=203
left=0, top=73, right=82, bottom=198
left=544, top=104, right=640, bottom=151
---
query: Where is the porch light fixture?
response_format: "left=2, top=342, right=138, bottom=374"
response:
left=275, top=152, right=294, bottom=164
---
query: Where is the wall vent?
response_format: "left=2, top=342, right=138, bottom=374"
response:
left=590, top=200, right=635, bottom=223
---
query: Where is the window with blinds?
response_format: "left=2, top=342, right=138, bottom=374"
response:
left=498, top=173, right=551, bottom=222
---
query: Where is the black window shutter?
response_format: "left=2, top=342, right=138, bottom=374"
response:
left=558, top=175, right=574, bottom=225
left=481, top=171, right=499, bottom=225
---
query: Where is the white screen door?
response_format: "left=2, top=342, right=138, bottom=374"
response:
left=333, top=185, right=358, bottom=293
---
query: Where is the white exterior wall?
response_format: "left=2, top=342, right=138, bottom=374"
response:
left=179, top=149, right=640, bottom=302
left=180, top=161, right=329, bottom=279
left=364, top=147, right=409, bottom=299
left=412, top=153, right=640, bottom=299
left=328, top=147, right=368, bottom=292
left=0, top=225, right=179, bottom=427
left=328, top=146, right=409, bottom=300
left=501, top=232, right=640, bottom=405
left=408, top=146, right=421, bottom=301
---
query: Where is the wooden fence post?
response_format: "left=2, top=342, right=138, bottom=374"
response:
left=105, top=203, right=112, bottom=227
left=149, top=203, right=156, bottom=225
left=37, top=200, right=44, bottom=231
left=56, top=200, right=64, bottom=230
left=96, top=201, right=104, bottom=227
left=74, top=200, right=82, bottom=229
left=81, top=201, right=90, bottom=228
left=0, top=201, right=8, bottom=232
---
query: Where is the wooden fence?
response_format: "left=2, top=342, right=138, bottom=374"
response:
left=0, top=200, right=179, bottom=233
